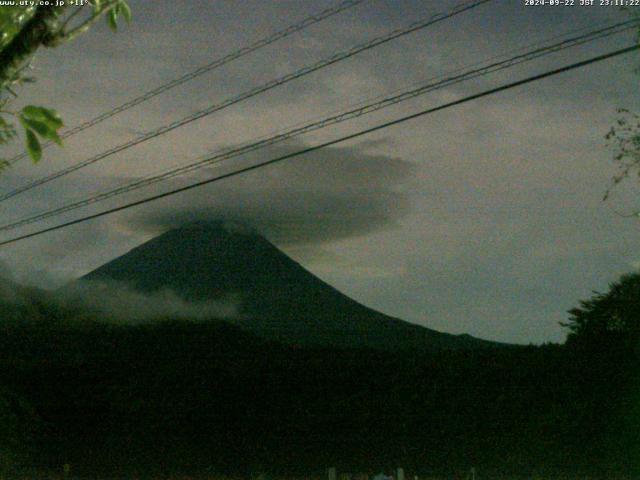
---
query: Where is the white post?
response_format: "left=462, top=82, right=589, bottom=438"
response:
left=397, top=468, right=405, bottom=480
left=328, top=467, right=337, bottom=480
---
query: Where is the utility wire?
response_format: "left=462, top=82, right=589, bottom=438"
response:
left=0, top=0, right=492, bottom=203
left=0, top=19, right=636, bottom=233
left=1, top=43, right=637, bottom=248
left=5, top=0, right=366, bottom=166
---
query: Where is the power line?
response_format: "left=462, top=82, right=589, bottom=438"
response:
left=1, top=43, right=637, bottom=248
left=5, top=0, right=366, bottom=166
left=1, top=22, right=635, bottom=232
left=0, top=0, right=492, bottom=203
left=1, top=18, right=636, bottom=233
left=0, top=20, right=640, bottom=231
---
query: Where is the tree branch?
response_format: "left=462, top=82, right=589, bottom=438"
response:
left=0, top=5, right=66, bottom=89
left=62, top=1, right=119, bottom=43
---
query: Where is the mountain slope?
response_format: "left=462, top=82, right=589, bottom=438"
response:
left=81, top=222, right=498, bottom=350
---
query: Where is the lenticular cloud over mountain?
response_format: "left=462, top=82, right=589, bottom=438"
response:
left=122, top=140, right=416, bottom=245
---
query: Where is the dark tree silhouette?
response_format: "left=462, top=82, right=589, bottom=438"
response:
left=563, top=272, right=640, bottom=351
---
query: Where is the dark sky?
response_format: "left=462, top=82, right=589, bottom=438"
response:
left=0, top=0, right=638, bottom=343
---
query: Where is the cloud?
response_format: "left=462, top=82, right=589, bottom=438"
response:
left=57, top=280, right=238, bottom=323
left=122, top=139, right=416, bottom=245
left=0, top=263, right=238, bottom=325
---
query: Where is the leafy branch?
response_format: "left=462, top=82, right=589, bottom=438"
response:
left=604, top=109, right=640, bottom=202
left=603, top=9, right=640, bottom=207
left=0, top=0, right=131, bottom=166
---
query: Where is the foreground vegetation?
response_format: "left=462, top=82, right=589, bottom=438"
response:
left=0, top=274, right=637, bottom=479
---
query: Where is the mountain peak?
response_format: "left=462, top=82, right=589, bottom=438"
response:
left=173, top=220, right=258, bottom=237
left=81, top=224, right=499, bottom=350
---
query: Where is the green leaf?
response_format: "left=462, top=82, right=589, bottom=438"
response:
left=107, top=8, right=118, bottom=32
left=19, top=116, right=46, bottom=136
left=22, top=105, right=63, bottom=130
left=19, top=116, right=62, bottom=146
left=119, top=1, right=131, bottom=23
left=25, top=129, right=42, bottom=163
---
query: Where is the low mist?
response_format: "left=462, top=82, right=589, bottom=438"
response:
left=0, top=272, right=239, bottom=325
left=58, top=280, right=239, bottom=323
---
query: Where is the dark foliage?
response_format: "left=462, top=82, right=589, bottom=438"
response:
left=564, top=272, right=640, bottom=352
left=0, top=313, right=636, bottom=478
